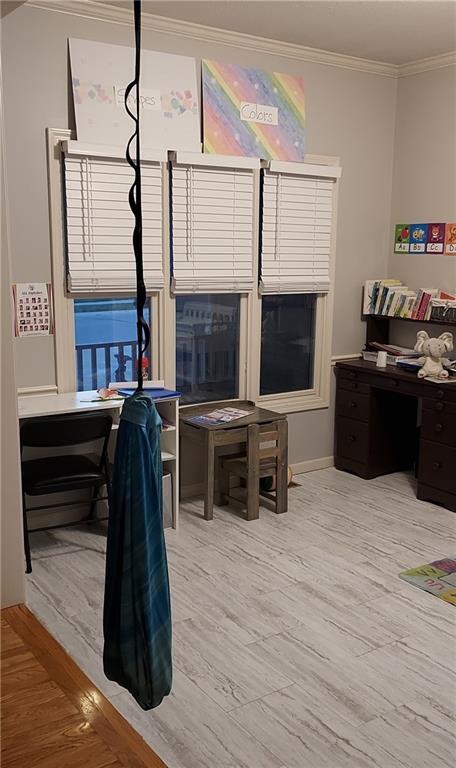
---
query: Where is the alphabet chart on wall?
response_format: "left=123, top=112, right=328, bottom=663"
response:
left=12, top=283, right=54, bottom=337
left=394, top=222, right=456, bottom=255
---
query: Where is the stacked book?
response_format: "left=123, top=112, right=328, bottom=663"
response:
left=363, top=280, right=455, bottom=321
left=362, top=341, right=420, bottom=367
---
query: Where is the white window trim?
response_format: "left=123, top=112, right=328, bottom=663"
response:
left=47, top=127, right=76, bottom=392
left=48, top=128, right=161, bottom=392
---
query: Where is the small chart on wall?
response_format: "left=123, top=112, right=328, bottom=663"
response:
left=394, top=222, right=456, bottom=256
left=202, top=59, right=305, bottom=161
left=69, top=38, right=200, bottom=151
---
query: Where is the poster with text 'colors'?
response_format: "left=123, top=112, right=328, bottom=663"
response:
left=69, top=39, right=200, bottom=152
left=202, top=60, right=305, bottom=161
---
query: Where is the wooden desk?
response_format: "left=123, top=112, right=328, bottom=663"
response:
left=180, top=400, right=287, bottom=520
left=334, top=360, right=456, bottom=512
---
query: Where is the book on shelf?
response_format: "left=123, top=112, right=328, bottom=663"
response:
left=363, top=279, right=402, bottom=316
left=363, top=281, right=455, bottom=321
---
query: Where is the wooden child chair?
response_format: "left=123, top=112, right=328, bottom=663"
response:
left=218, top=419, right=288, bottom=520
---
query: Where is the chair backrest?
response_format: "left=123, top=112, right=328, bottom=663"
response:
left=20, top=412, right=113, bottom=451
left=248, top=419, right=287, bottom=463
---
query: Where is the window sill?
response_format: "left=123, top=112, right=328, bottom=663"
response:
left=256, top=392, right=330, bottom=414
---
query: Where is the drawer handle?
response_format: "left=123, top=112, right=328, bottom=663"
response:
left=351, top=382, right=358, bottom=390
left=350, top=401, right=357, bottom=409
left=436, top=389, right=445, bottom=400
left=348, top=435, right=356, bottom=443
left=432, top=461, right=442, bottom=470
left=348, top=372, right=356, bottom=380
left=435, top=402, right=444, bottom=412
left=434, top=423, right=443, bottom=432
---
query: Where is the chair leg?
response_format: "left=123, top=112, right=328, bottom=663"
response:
left=275, top=420, right=288, bottom=515
left=22, top=493, right=32, bottom=574
left=246, top=424, right=260, bottom=521
left=218, top=464, right=230, bottom=506
left=88, top=485, right=100, bottom=521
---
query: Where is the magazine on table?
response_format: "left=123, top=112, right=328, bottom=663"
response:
left=187, top=407, right=252, bottom=426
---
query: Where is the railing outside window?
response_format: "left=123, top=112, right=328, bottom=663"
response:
left=75, top=340, right=139, bottom=391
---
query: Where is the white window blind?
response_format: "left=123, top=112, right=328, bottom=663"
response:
left=261, top=163, right=340, bottom=294
left=64, top=151, right=164, bottom=293
left=171, top=154, right=257, bottom=294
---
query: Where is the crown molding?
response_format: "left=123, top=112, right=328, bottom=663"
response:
left=397, top=51, right=456, bottom=77
left=27, top=0, right=397, bottom=77
left=25, top=0, right=456, bottom=79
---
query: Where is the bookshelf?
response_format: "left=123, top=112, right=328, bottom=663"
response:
left=364, top=313, right=456, bottom=347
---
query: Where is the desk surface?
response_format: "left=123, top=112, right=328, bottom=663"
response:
left=18, top=390, right=179, bottom=419
left=18, top=391, right=123, bottom=419
left=336, top=359, right=456, bottom=395
left=180, top=400, right=286, bottom=431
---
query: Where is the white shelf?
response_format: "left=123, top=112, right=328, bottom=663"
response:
left=161, top=451, right=176, bottom=462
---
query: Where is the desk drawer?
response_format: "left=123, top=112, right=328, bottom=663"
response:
left=421, top=410, right=456, bottom=447
left=336, top=417, right=369, bottom=463
left=338, top=373, right=370, bottom=394
left=336, top=389, right=370, bottom=422
left=423, top=398, right=456, bottom=416
left=418, top=440, right=456, bottom=495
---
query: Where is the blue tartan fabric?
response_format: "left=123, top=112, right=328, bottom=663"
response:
left=103, top=393, right=172, bottom=709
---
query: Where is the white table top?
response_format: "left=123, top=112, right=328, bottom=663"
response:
left=17, top=391, right=123, bottom=419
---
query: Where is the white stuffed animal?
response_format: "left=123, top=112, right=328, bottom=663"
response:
left=414, top=330, right=454, bottom=379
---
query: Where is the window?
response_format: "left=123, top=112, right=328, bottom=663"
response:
left=260, top=294, right=316, bottom=396
left=176, top=294, right=240, bottom=404
left=74, top=298, right=151, bottom=391
left=49, top=132, right=338, bottom=410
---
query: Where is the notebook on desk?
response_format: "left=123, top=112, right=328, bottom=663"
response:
left=118, top=388, right=181, bottom=400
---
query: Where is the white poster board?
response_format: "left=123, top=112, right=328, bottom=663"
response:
left=69, top=38, right=200, bottom=152
left=13, top=283, right=54, bottom=337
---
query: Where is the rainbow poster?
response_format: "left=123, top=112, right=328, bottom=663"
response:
left=202, top=60, right=305, bottom=161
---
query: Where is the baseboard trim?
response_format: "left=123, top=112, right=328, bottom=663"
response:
left=291, top=456, right=334, bottom=475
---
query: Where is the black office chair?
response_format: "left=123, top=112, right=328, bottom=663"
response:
left=20, top=412, right=113, bottom=574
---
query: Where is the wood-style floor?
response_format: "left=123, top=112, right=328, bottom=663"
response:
left=26, top=468, right=456, bottom=768
left=1, top=604, right=166, bottom=768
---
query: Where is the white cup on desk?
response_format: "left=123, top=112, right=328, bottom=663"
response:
left=376, top=350, right=388, bottom=368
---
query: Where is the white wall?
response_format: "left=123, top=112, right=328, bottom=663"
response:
left=1, top=4, right=398, bottom=465
left=1, top=56, right=26, bottom=607
left=388, top=65, right=456, bottom=347
left=389, top=66, right=456, bottom=289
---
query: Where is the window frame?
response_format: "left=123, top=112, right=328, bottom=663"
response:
left=48, top=128, right=161, bottom=392
left=248, top=154, right=339, bottom=413
left=49, top=128, right=338, bottom=411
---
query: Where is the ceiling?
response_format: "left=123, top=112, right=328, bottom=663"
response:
left=92, top=0, right=456, bottom=65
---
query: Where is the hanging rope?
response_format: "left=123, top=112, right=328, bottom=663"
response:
left=125, top=0, right=149, bottom=392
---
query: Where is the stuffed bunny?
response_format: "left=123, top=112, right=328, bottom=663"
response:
left=414, top=330, right=454, bottom=379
